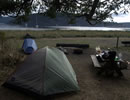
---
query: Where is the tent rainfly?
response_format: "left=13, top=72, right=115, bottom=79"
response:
left=3, top=47, right=79, bottom=96
left=22, top=38, right=37, bottom=54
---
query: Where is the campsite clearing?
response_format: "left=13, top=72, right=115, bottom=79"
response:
left=0, top=30, right=130, bottom=100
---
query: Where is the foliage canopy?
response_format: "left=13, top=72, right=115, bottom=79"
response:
left=0, top=0, right=130, bottom=24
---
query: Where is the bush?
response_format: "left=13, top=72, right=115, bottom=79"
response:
left=0, top=39, right=25, bottom=68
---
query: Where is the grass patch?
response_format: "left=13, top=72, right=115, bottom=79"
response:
left=1, top=30, right=130, bottom=39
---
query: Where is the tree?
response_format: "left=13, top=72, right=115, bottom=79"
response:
left=0, top=0, right=130, bottom=24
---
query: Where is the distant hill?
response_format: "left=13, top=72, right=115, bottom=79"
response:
left=0, top=16, right=14, bottom=24
left=0, top=14, right=130, bottom=28
left=118, top=22, right=130, bottom=27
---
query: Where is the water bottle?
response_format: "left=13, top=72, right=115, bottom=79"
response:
left=118, top=53, right=122, bottom=61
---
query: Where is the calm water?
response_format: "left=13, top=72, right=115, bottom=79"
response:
left=0, top=24, right=130, bottom=31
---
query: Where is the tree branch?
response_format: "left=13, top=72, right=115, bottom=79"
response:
left=16, top=0, right=34, bottom=16
left=88, top=0, right=99, bottom=19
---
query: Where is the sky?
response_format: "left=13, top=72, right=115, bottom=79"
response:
left=112, top=13, right=130, bottom=23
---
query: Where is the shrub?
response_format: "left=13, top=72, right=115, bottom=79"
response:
left=0, top=39, right=25, bottom=68
left=0, top=31, right=6, bottom=50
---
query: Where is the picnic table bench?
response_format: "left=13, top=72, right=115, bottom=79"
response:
left=56, top=43, right=89, bottom=48
left=91, top=55, right=101, bottom=68
left=121, top=41, right=130, bottom=47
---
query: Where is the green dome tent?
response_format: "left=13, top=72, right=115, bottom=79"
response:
left=3, top=47, right=79, bottom=96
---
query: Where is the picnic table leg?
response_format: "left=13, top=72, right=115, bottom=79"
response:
left=114, top=65, right=123, bottom=77
left=116, top=36, right=119, bottom=50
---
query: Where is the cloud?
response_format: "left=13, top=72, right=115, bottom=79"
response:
left=113, top=13, right=130, bottom=23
